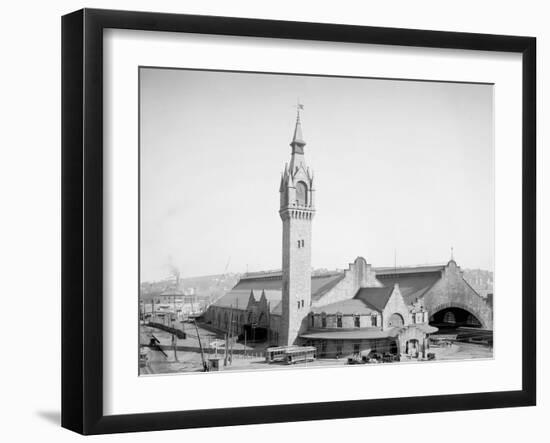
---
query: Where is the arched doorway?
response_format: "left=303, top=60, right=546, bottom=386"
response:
left=406, top=339, right=420, bottom=358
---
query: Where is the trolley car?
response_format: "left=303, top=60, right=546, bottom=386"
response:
left=265, top=345, right=317, bottom=364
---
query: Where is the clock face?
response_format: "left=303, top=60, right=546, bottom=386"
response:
left=296, top=181, right=307, bottom=205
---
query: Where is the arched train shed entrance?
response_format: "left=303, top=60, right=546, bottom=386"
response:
left=428, top=302, right=487, bottom=329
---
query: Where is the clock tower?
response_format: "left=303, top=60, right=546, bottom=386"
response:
left=279, top=106, right=315, bottom=346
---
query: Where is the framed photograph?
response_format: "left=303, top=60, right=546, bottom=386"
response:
left=61, top=8, right=536, bottom=435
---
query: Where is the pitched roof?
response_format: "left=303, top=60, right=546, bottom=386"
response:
left=374, top=267, right=443, bottom=304
left=354, top=287, right=395, bottom=312
left=375, top=264, right=446, bottom=275
left=212, top=271, right=344, bottom=314
left=310, top=298, right=375, bottom=315
left=211, top=290, right=251, bottom=309
left=291, top=113, right=306, bottom=148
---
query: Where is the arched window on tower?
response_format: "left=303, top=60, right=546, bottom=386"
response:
left=296, top=181, right=308, bottom=206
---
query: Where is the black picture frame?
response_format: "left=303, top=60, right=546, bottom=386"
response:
left=61, top=8, right=536, bottom=435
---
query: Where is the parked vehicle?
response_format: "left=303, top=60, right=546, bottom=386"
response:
left=265, top=346, right=317, bottom=364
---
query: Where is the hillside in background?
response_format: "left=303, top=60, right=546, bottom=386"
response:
left=140, top=267, right=493, bottom=305
left=140, top=273, right=241, bottom=305
left=462, top=268, right=493, bottom=297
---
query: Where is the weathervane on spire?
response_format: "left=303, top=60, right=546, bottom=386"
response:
left=294, top=100, right=304, bottom=121
left=290, top=100, right=306, bottom=152
left=450, top=246, right=454, bottom=261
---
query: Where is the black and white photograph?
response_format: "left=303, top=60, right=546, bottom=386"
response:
left=138, top=68, right=495, bottom=375
left=1, top=0, right=545, bottom=439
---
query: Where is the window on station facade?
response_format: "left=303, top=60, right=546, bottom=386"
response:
left=310, top=314, right=315, bottom=327
left=354, top=315, right=360, bottom=328
left=321, top=313, right=327, bottom=328
left=336, top=313, right=343, bottom=328
left=372, top=315, right=378, bottom=327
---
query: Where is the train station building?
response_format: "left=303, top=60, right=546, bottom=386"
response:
left=204, top=110, right=491, bottom=360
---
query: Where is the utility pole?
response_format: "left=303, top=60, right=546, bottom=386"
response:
left=173, top=294, right=176, bottom=327
left=229, top=307, right=234, bottom=364
left=223, top=332, right=229, bottom=367
left=171, top=333, right=178, bottom=362
left=224, top=306, right=232, bottom=367
left=229, top=335, right=234, bottom=364
left=193, top=319, right=208, bottom=371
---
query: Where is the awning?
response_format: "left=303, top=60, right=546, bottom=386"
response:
left=299, top=328, right=399, bottom=340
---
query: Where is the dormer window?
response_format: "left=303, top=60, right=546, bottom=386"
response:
left=354, top=314, right=360, bottom=328
left=321, top=313, right=327, bottom=328
left=336, top=313, right=343, bottom=328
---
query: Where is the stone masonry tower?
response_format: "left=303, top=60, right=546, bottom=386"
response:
left=279, top=106, right=315, bottom=346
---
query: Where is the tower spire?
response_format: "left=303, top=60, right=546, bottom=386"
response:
left=290, top=102, right=306, bottom=154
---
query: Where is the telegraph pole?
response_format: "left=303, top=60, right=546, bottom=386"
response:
left=229, top=307, right=234, bottom=364
left=193, top=319, right=207, bottom=371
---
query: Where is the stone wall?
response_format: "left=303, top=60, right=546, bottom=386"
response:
left=381, top=286, right=413, bottom=330
left=310, top=312, right=378, bottom=329
left=311, top=257, right=382, bottom=308
left=423, top=261, right=493, bottom=329
left=281, top=214, right=313, bottom=345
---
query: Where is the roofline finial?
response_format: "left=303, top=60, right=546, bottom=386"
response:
left=296, top=98, right=304, bottom=122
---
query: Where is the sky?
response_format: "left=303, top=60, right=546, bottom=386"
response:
left=140, top=68, right=494, bottom=282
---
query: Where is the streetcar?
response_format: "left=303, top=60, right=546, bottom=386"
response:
left=265, top=345, right=317, bottom=364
